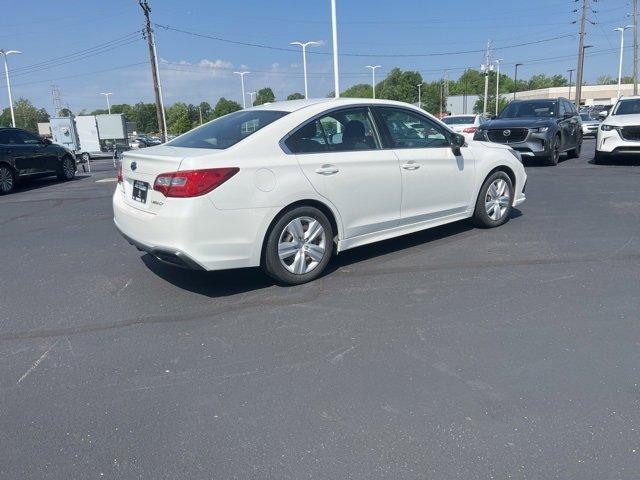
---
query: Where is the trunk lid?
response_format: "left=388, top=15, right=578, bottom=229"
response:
left=120, top=145, right=218, bottom=214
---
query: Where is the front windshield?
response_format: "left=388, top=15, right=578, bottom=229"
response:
left=499, top=101, right=558, bottom=119
left=580, top=114, right=592, bottom=121
left=168, top=110, right=288, bottom=149
left=442, top=116, right=475, bottom=125
left=612, top=99, right=640, bottom=115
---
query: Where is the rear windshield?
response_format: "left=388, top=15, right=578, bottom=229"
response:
left=499, top=101, right=558, bottom=119
left=442, top=116, right=475, bottom=125
left=612, top=99, right=640, bottom=115
left=168, top=110, right=288, bottom=149
left=580, top=114, right=592, bottom=121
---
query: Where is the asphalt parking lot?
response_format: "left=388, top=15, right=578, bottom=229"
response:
left=1, top=138, right=639, bottom=479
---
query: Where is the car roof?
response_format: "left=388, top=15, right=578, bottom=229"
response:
left=244, top=97, right=424, bottom=113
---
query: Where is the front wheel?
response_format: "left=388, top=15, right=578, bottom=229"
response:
left=0, top=164, right=15, bottom=195
left=262, top=206, right=334, bottom=285
left=57, top=156, right=76, bottom=181
left=472, top=171, right=514, bottom=228
left=567, top=138, right=582, bottom=158
left=543, top=135, right=561, bottom=166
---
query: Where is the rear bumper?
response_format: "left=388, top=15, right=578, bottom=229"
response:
left=113, top=189, right=277, bottom=271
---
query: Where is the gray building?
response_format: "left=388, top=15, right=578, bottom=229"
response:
left=445, top=95, right=480, bottom=115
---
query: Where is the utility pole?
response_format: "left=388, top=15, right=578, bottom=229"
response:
left=495, top=58, right=503, bottom=116
left=417, top=83, right=422, bottom=107
left=574, top=0, right=589, bottom=108
left=443, top=71, right=449, bottom=114
left=330, top=0, right=340, bottom=97
left=633, top=0, right=638, bottom=95
left=567, top=69, right=575, bottom=100
left=480, top=40, right=493, bottom=115
left=199, top=105, right=203, bottom=125
left=139, top=0, right=167, bottom=141
left=51, top=85, right=63, bottom=116
left=233, top=71, right=250, bottom=108
left=513, top=63, right=523, bottom=100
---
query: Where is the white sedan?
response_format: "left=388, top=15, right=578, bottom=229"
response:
left=113, top=98, right=526, bottom=285
left=441, top=114, right=487, bottom=141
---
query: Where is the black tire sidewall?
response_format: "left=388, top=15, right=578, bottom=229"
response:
left=59, top=157, right=76, bottom=180
left=263, top=206, right=334, bottom=285
left=472, top=171, right=514, bottom=228
left=0, top=165, right=15, bottom=195
left=546, top=135, right=560, bottom=165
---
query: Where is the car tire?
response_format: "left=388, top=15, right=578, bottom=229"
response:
left=0, top=164, right=15, bottom=195
left=593, top=150, right=608, bottom=165
left=543, top=134, right=561, bottom=166
left=472, top=171, right=514, bottom=229
left=567, top=138, right=582, bottom=158
left=57, top=156, right=76, bottom=181
left=263, top=206, right=334, bottom=285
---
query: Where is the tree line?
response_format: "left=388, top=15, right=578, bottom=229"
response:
left=0, top=68, right=581, bottom=134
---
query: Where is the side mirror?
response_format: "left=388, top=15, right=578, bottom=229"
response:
left=598, top=110, right=608, bottom=120
left=451, top=133, right=465, bottom=155
left=41, top=137, right=52, bottom=145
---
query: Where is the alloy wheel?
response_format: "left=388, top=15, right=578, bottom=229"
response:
left=484, top=178, right=510, bottom=221
left=63, top=158, right=75, bottom=178
left=0, top=167, right=13, bottom=193
left=277, top=216, right=326, bottom=275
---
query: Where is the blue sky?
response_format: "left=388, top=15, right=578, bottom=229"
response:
left=0, top=0, right=635, bottom=113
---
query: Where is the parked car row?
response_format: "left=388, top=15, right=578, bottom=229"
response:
left=594, top=95, right=640, bottom=163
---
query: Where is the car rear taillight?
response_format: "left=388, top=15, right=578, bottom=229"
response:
left=153, top=168, right=239, bottom=198
left=463, top=127, right=477, bottom=134
left=116, top=163, right=123, bottom=183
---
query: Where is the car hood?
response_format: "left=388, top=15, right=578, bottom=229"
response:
left=482, top=118, right=555, bottom=129
left=602, top=114, right=640, bottom=127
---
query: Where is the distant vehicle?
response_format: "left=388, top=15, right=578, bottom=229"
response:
left=0, top=127, right=76, bottom=195
left=474, top=97, right=582, bottom=165
left=50, top=114, right=128, bottom=162
left=595, top=95, right=640, bottom=163
left=441, top=114, right=488, bottom=141
left=129, top=134, right=162, bottom=149
left=114, top=98, right=526, bottom=285
left=580, top=113, right=600, bottom=137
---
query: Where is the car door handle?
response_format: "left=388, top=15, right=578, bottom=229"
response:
left=402, top=161, right=420, bottom=170
left=315, top=164, right=339, bottom=175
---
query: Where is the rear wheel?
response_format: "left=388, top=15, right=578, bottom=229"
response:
left=57, top=156, right=76, bottom=180
left=544, top=134, right=561, bottom=166
left=0, top=165, right=15, bottom=195
left=472, top=171, right=514, bottom=228
left=263, top=206, right=334, bottom=285
left=567, top=137, right=582, bottom=158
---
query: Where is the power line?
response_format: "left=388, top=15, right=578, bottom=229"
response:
left=154, top=23, right=575, bottom=58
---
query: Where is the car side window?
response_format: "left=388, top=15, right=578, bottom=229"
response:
left=285, top=107, right=379, bottom=153
left=14, top=130, right=41, bottom=145
left=376, top=107, right=450, bottom=149
left=559, top=101, right=566, bottom=117
left=0, top=130, right=25, bottom=145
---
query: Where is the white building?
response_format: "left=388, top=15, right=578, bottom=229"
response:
left=508, top=84, right=637, bottom=106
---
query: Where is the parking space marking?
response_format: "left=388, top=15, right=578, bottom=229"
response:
left=16, top=340, right=59, bottom=385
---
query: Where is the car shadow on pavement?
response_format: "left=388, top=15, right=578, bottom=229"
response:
left=139, top=211, right=522, bottom=296
left=12, top=175, right=90, bottom=194
left=588, top=156, right=640, bottom=166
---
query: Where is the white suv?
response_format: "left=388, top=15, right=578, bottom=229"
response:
left=595, top=96, right=640, bottom=163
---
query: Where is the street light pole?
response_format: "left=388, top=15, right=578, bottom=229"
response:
left=290, top=41, right=320, bottom=99
left=233, top=71, right=250, bottom=108
left=513, top=63, right=523, bottom=100
left=615, top=26, right=634, bottom=99
left=100, top=92, right=113, bottom=114
left=0, top=49, right=22, bottom=128
left=330, top=0, right=340, bottom=97
left=417, top=83, right=423, bottom=107
left=246, top=91, right=257, bottom=106
left=495, top=58, right=503, bottom=115
left=567, top=69, right=575, bottom=100
left=365, top=65, right=381, bottom=98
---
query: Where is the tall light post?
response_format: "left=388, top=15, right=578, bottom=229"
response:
left=0, top=49, right=21, bottom=128
left=290, top=41, right=320, bottom=99
left=494, top=58, right=503, bottom=116
left=330, top=0, right=340, bottom=97
left=233, top=71, right=250, bottom=108
left=513, top=63, right=523, bottom=100
left=615, top=26, right=634, bottom=99
left=246, top=91, right=257, bottom=106
left=417, top=83, right=423, bottom=107
left=365, top=65, right=381, bottom=98
left=100, top=92, right=113, bottom=114
left=567, top=68, right=575, bottom=100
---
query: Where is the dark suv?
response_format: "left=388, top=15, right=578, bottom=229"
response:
left=474, top=97, right=582, bottom=165
left=0, top=127, right=76, bottom=194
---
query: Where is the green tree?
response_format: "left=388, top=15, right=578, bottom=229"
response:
left=341, top=83, right=373, bottom=98
left=473, top=95, right=509, bottom=115
left=253, top=87, right=276, bottom=106
left=213, top=97, right=241, bottom=118
left=166, top=102, right=192, bottom=135
left=198, top=101, right=213, bottom=123
left=286, top=92, right=305, bottom=100
left=58, top=108, right=72, bottom=117
left=0, top=98, right=50, bottom=132
left=376, top=68, right=423, bottom=103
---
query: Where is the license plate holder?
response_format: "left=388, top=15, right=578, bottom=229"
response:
left=132, top=180, right=149, bottom=203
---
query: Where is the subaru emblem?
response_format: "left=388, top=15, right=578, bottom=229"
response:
left=502, top=130, right=511, bottom=137
left=131, top=161, right=137, bottom=171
